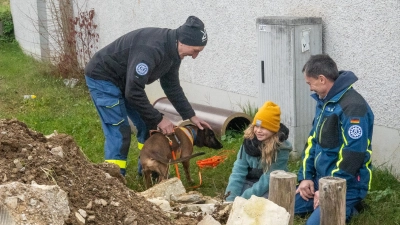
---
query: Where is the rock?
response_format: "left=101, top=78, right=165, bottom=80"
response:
left=175, top=191, right=204, bottom=203
left=226, top=196, right=290, bottom=225
left=139, top=178, right=186, bottom=201
left=86, top=200, right=92, bottom=209
left=124, top=211, right=137, bottom=225
left=198, top=214, right=221, bottom=225
left=4, top=196, right=18, bottom=209
left=0, top=182, right=70, bottom=225
left=78, top=209, right=87, bottom=218
left=94, top=198, right=107, bottom=206
left=87, top=215, right=95, bottom=221
left=50, top=146, right=64, bottom=158
left=147, top=198, right=172, bottom=212
left=110, top=201, right=120, bottom=207
left=75, top=211, right=85, bottom=224
left=13, top=159, right=23, bottom=169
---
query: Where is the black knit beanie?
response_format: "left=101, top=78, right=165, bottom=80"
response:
left=177, top=16, right=208, bottom=46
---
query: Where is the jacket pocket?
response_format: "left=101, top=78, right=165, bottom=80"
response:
left=318, top=114, right=340, bottom=148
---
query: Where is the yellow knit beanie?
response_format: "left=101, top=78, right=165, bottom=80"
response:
left=252, top=101, right=281, bottom=132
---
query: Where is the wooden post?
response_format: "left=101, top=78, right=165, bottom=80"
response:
left=319, top=177, right=346, bottom=225
left=269, top=170, right=297, bottom=225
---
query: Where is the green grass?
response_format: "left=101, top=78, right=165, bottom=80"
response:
left=0, top=0, right=9, bottom=12
left=1, top=41, right=400, bottom=225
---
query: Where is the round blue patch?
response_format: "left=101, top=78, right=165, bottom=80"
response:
left=136, top=63, right=148, bottom=76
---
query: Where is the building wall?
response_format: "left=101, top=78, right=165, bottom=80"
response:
left=10, top=0, right=400, bottom=176
left=10, top=0, right=42, bottom=58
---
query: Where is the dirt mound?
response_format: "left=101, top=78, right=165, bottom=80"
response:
left=0, top=118, right=196, bottom=224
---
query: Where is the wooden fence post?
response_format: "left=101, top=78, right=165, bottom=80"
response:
left=269, top=170, right=297, bottom=225
left=319, top=177, right=346, bottom=225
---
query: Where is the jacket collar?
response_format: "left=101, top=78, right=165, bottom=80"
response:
left=311, top=70, right=358, bottom=103
left=166, top=29, right=181, bottom=63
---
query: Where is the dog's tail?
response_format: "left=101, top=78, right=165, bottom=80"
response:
left=153, top=152, right=206, bottom=165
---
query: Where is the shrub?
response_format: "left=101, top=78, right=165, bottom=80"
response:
left=0, top=9, right=14, bottom=42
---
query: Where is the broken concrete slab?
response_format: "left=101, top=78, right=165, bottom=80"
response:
left=0, top=181, right=70, bottom=225
left=139, top=177, right=186, bottom=201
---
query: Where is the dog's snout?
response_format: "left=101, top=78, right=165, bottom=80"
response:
left=209, top=136, right=223, bottom=149
left=215, top=142, right=223, bottom=149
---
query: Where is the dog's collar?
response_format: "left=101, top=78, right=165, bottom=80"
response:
left=186, top=126, right=197, bottom=142
left=179, top=126, right=195, bottom=145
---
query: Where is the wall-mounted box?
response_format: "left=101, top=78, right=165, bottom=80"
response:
left=256, top=16, right=322, bottom=157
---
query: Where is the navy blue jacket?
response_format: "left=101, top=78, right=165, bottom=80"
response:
left=298, top=71, right=374, bottom=198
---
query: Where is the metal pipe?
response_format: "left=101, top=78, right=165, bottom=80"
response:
left=153, top=97, right=252, bottom=138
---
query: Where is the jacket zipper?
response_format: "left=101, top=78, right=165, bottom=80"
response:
left=314, top=152, right=321, bottom=169
left=318, top=118, right=327, bottom=144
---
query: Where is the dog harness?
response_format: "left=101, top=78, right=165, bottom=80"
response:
left=161, top=126, right=196, bottom=179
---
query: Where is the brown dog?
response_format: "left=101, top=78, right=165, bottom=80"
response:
left=140, top=125, right=223, bottom=188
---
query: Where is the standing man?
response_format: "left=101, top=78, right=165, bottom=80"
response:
left=294, top=54, right=374, bottom=224
left=84, top=16, right=211, bottom=176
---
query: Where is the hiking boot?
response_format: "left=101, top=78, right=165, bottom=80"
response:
left=354, top=200, right=369, bottom=213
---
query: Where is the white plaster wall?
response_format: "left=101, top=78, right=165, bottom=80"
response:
left=10, top=0, right=41, bottom=58
left=10, top=0, right=400, bottom=173
left=11, top=0, right=65, bottom=61
left=372, top=125, right=400, bottom=177
left=82, top=0, right=400, bottom=125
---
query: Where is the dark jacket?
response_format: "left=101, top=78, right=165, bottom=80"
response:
left=298, top=71, right=374, bottom=198
left=85, top=28, right=195, bottom=129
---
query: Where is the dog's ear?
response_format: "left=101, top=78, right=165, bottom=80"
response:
left=194, top=128, right=205, bottom=147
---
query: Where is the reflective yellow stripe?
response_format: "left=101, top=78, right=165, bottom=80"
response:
left=302, top=132, right=315, bottom=178
left=105, top=160, right=127, bottom=169
left=103, top=100, right=124, bottom=126
left=106, top=100, right=120, bottom=108
left=332, top=126, right=347, bottom=175
left=366, top=150, right=372, bottom=190
left=366, top=139, right=373, bottom=190
left=112, top=119, right=124, bottom=126
left=138, top=142, right=144, bottom=150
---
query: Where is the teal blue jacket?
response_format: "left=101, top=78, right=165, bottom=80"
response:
left=298, top=71, right=374, bottom=196
left=225, top=140, right=292, bottom=201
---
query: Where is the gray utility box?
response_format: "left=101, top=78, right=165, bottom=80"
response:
left=256, top=16, right=322, bottom=158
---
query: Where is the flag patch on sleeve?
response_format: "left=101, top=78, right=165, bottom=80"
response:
left=350, top=118, right=360, bottom=124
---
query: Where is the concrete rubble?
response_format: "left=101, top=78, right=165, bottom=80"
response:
left=0, top=177, right=290, bottom=225
left=139, top=177, right=290, bottom=225
left=0, top=181, right=70, bottom=225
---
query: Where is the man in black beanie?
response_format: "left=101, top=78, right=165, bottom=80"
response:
left=84, top=16, right=210, bottom=176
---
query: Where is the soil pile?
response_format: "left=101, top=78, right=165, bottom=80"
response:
left=0, top=118, right=197, bottom=224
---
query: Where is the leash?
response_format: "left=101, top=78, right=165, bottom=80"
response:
left=165, top=134, right=181, bottom=180
left=148, top=127, right=234, bottom=189
left=188, top=150, right=235, bottom=189
left=157, top=126, right=194, bottom=180
left=196, top=150, right=235, bottom=169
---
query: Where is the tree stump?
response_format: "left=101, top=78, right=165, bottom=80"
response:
left=269, top=170, right=297, bottom=225
left=319, top=177, right=346, bottom=225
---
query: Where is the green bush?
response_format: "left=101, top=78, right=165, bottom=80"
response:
left=0, top=9, right=14, bottom=42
